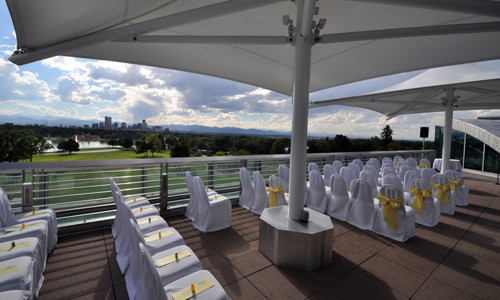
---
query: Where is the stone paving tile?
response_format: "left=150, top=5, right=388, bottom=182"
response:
left=200, top=252, right=243, bottom=286
left=412, top=278, right=479, bottom=300
left=221, top=240, right=272, bottom=277
left=224, top=278, right=267, bottom=300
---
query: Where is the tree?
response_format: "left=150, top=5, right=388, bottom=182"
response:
left=120, top=137, right=134, bottom=149
left=381, top=125, right=394, bottom=145
left=271, top=138, right=290, bottom=154
left=134, top=137, right=149, bottom=156
left=332, top=134, right=352, bottom=152
left=57, top=138, right=80, bottom=154
left=146, top=134, right=163, bottom=157
left=170, top=141, right=192, bottom=157
left=25, top=134, right=53, bottom=162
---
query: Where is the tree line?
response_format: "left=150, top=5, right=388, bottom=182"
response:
left=0, top=124, right=434, bottom=162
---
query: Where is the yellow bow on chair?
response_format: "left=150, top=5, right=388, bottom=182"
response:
left=378, top=194, right=404, bottom=230
left=430, top=182, right=450, bottom=203
left=448, top=178, right=463, bottom=192
left=267, top=183, right=284, bottom=207
left=419, top=162, right=431, bottom=168
left=409, top=185, right=432, bottom=215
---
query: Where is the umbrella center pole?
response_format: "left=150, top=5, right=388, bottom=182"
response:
left=441, top=88, right=455, bottom=174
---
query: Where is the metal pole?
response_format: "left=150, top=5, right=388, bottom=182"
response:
left=441, top=88, right=454, bottom=174
left=288, top=0, right=315, bottom=221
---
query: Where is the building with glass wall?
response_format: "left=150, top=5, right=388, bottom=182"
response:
left=435, top=118, right=500, bottom=174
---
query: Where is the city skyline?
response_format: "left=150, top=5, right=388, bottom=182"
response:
left=1, top=2, right=500, bottom=141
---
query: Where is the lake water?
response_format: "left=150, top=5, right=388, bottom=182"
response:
left=47, top=139, right=109, bottom=152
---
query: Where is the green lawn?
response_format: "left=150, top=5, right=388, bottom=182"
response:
left=32, top=149, right=171, bottom=162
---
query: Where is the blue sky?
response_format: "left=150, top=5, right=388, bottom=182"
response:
left=1, top=2, right=499, bottom=140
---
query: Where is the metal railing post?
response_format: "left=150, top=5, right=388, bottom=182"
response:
left=141, top=167, right=147, bottom=196
left=160, top=165, right=168, bottom=215
left=22, top=182, right=33, bottom=212
left=40, top=170, right=48, bottom=208
left=208, top=162, right=215, bottom=189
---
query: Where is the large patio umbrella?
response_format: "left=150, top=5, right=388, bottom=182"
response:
left=6, top=0, right=500, bottom=221
left=310, top=63, right=500, bottom=173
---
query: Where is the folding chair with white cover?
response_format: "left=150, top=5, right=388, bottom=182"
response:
left=0, top=256, right=36, bottom=297
left=250, top=171, right=269, bottom=215
left=408, top=178, right=440, bottom=227
left=419, top=158, right=432, bottom=169
left=0, top=237, right=45, bottom=296
left=347, top=180, right=377, bottom=231
left=306, top=170, right=328, bottom=213
left=0, top=188, right=57, bottom=253
left=278, top=164, right=290, bottom=193
left=406, top=157, right=418, bottom=168
left=382, top=157, right=393, bottom=164
left=308, top=162, right=320, bottom=173
left=421, top=168, right=437, bottom=185
left=348, top=162, right=361, bottom=179
left=360, top=170, right=379, bottom=199
left=381, top=162, right=394, bottom=170
left=363, top=164, right=379, bottom=180
left=369, top=158, right=381, bottom=170
left=327, top=175, right=352, bottom=221
left=340, top=167, right=355, bottom=192
left=137, top=243, right=230, bottom=300
left=184, top=171, right=197, bottom=220
left=128, top=220, right=200, bottom=289
left=444, top=170, right=469, bottom=206
left=403, top=170, right=419, bottom=204
left=332, top=160, right=344, bottom=174
left=398, top=164, right=415, bottom=182
left=0, top=221, right=48, bottom=265
left=353, top=159, right=364, bottom=171
left=239, top=168, right=254, bottom=209
left=268, top=175, right=287, bottom=207
left=323, top=164, right=336, bottom=187
left=382, top=174, right=404, bottom=196
left=0, top=290, right=31, bottom=300
left=373, top=184, right=415, bottom=242
left=192, top=177, right=231, bottom=232
left=430, top=174, right=455, bottom=215
left=381, top=167, right=397, bottom=178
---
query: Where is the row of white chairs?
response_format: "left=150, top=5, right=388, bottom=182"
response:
left=239, top=168, right=288, bottom=215
left=184, top=172, right=231, bottom=233
left=110, top=178, right=229, bottom=300
left=0, top=188, right=58, bottom=299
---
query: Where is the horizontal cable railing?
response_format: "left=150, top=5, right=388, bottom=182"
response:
left=0, top=150, right=435, bottom=227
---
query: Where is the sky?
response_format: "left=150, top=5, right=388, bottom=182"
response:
left=1, top=3, right=499, bottom=141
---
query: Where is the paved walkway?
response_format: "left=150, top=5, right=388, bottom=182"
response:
left=38, top=171, right=500, bottom=299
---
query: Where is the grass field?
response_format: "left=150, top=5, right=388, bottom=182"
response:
left=32, top=149, right=171, bottom=162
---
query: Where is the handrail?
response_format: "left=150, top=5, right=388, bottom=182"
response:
left=0, top=150, right=435, bottom=228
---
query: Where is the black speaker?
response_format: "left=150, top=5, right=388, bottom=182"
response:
left=420, top=127, right=429, bottom=138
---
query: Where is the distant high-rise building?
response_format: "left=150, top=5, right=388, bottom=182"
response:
left=121, top=122, right=126, bottom=129
left=99, top=121, right=104, bottom=129
left=84, top=124, right=90, bottom=129
left=142, top=119, right=148, bottom=131
left=91, top=123, right=99, bottom=129
left=104, top=116, right=112, bottom=129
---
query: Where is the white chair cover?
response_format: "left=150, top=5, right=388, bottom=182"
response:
left=381, top=167, right=397, bottom=178
left=164, top=270, right=230, bottom=300
left=332, top=160, right=344, bottom=174
left=308, top=162, right=320, bottom=173
left=430, top=174, right=455, bottom=215
left=419, top=158, right=432, bottom=169
left=323, top=164, right=336, bottom=187
left=0, top=237, right=44, bottom=296
left=306, top=170, right=328, bottom=213
left=421, top=168, right=437, bottom=185
left=268, top=175, right=287, bottom=207
left=398, top=165, right=416, bottom=182
left=403, top=170, right=419, bottom=204
left=360, top=170, right=379, bottom=199
left=340, top=167, right=355, bottom=192
left=444, top=170, right=469, bottom=206
left=382, top=157, right=393, bottom=164
left=250, top=172, right=269, bottom=215
left=128, top=218, right=184, bottom=258
left=327, top=175, right=352, bottom=221
left=0, top=256, right=35, bottom=296
left=373, top=185, right=415, bottom=242
left=368, top=158, right=380, bottom=170
left=363, top=164, right=379, bottom=180
left=347, top=180, right=377, bottom=231
left=278, top=165, right=290, bottom=193
left=353, top=159, right=364, bottom=171
left=409, top=178, right=440, bottom=227
left=192, top=177, right=231, bottom=232
left=348, top=162, right=361, bottom=179
left=0, top=188, right=57, bottom=253
left=0, top=290, right=31, bottom=300
left=406, top=157, right=418, bottom=168
left=238, top=168, right=254, bottom=209
left=184, top=171, right=197, bottom=220
left=382, top=174, right=404, bottom=196
left=381, top=162, right=394, bottom=170
left=129, top=220, right=199, bottom=287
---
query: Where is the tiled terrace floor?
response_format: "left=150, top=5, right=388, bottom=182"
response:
left=38, top=171, right=500, bottom=299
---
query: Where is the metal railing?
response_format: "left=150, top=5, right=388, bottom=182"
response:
left=0, top=150, right=435, bottom=228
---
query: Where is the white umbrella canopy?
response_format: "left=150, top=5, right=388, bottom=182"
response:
left=310, top=63, right=500, bottom=118
left=6, top=0, right=500, bottom=96
left=6, top=0, right=500, bottom=221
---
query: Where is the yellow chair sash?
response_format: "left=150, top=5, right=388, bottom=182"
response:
left=378, top=194, right=403, bottom=230
left=172, top=277, right=214, bottom=300
left=448, top=178, right=463, bottom=192
left=419, top=162, right=431, bottom=168
left=267, top=183, right=284, bottom=207
left=409, top=185, right=432, bottom=215
left=430, top=182, right=450, bottom=203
